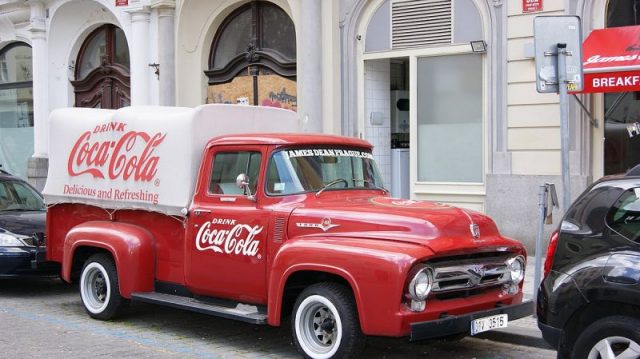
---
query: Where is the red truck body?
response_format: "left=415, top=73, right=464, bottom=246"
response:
left=44, top=106, right=530, bottom=358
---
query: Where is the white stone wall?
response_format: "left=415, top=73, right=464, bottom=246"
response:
left=364, top=59, right=391, bottom=187
left=506, top=0, right=565, bottom=176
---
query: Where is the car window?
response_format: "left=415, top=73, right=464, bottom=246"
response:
left=564, top=186, right=624, bottom=235
left=266, top=148, right=384, bottom=196
left=0, top=180, right=45, bottom=211
left=606, top=188, right=640, bottom=242
left=208, top=151, right=262, bottom=195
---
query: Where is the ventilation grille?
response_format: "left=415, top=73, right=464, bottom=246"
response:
left=391, top=0, right=452, bottom=49
left=273, top=217, right=286, bottom=242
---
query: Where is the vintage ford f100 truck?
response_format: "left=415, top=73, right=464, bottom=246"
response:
left=44, top=105, right=530, bottom=358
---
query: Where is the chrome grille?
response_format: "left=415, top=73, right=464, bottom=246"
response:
left=430, top=259, right=511, bottom=293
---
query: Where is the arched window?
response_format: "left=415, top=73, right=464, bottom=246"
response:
left=603, top=0, right=640, bottom=175
left=205, top=1, right=297, bottom=111
left=0, top=43, right=33, bottom=178
left=71, top=24, right=130, bottom=109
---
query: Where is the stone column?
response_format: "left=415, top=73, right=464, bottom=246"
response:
left=128, top=9, right=151, bottom=105
left=155, top=4, right=176, bottom=106
left=298, top=0, right=323, bottom=133
left=27, top=0, right=48, bottom=189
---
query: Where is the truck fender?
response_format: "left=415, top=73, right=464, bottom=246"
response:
left=63, top=221, right=155, bottom=298
left=267, top=238, right=421, bottom=333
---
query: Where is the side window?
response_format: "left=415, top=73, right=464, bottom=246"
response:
left=607, top=188, right=640, bottom=242
left=209, top=151, right=262, bottom=195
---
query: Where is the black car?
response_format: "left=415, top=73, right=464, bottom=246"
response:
left=537, top=171, right=640, bottom=359
left=0, top=169, right=58, bottom=276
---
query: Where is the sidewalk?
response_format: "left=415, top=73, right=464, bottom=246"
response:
left=476, top=256, right=552, bottom=349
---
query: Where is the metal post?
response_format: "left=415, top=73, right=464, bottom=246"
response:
left=557, top=43, right=571, bottom=213
left=533, top=185, right=546, bottom=309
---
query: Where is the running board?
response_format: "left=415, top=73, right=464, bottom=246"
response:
left=130, top=292, right=268, bottom=324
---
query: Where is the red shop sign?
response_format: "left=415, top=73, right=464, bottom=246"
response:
left=115, top=0, right=128, bottom=6
left=523, top=0, right=543, bottom=13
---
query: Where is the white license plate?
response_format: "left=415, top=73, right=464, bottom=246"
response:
left=470, top=314, right=508, bottom=335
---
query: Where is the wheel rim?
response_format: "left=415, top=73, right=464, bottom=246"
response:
left=295, top=295, right=343, bottom=359
left=588, top=336, right=640, bottom=359
left=80, top=262, right=111, bottom=314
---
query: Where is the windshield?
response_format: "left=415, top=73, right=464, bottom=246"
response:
left=266, top=147, right=385, bottom=195
left=0, top=180, right=45, bottom=211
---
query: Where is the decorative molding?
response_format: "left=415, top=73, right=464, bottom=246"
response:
left=491, top=0, right=503, bottom=7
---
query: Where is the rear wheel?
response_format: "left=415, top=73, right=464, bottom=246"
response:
left=79, top=253, right=126, bottom=320
left=292, top=283, right=365, bottom=359
left=572, top=316, right=640, bottom=359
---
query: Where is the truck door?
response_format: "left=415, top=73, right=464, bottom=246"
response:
left=185, top=145, right=269, bottom=304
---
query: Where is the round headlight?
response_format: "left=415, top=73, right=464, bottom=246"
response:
left=409, top=267, right=433, bottom=301
left=507, top=256, right=525, bottom=284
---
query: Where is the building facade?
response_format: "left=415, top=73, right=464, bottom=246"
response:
left=0, top=0, right=630, bottom=251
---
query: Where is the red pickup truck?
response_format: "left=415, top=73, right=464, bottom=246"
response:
left=44, top=105, right=530, bottom=358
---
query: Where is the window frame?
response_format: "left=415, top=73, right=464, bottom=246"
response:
left=207, top=150, right=264, bottom=197
left=204, top=1, right=296, bottom=85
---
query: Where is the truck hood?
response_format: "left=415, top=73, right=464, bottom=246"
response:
left=288, top=196, right=520, bottom=254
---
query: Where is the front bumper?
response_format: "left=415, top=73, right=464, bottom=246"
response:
left=410, top=300, right=533, bottom=341
left=0, top=246, right=59, bottom=277
left=538, top=320, right=563, bottom=349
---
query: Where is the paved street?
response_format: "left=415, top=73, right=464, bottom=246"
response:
left=0, top=276, right=554, bottom=359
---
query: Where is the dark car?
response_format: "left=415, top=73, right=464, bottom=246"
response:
left=537, top=171, right=640, bottom=359
left=0, top=169, right=58, bottom=276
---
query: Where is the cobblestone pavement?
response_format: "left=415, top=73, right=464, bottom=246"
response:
left=0, top=277, right=555, bottom=359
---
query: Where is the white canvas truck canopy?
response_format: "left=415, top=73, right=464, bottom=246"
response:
left=43, top=104, right=299, bottom=216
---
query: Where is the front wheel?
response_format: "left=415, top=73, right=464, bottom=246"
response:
left=79, top=253, right=126, bottom=320
left=571, top=316, right=640, bottom=359
left=292, top=283, right=365, bottom=359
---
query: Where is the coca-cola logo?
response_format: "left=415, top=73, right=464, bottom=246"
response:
left=195, top=218, right=262, bottom=257
left=67, top=122, right=165, bottom=182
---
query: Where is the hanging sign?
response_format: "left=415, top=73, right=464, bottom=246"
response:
left=523, top=0, right=543, bottom=13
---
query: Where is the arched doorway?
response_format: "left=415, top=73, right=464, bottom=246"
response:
left=204, top=1, right=297, bottom=111
left=602, top=0, right=640, bottom=175
left=71, top=24, right=130, bottom=109
left=357, top=0, right=487, bottom=209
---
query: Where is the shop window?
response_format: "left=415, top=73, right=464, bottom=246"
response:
left=604, top=0, right=640, bottom=175
left=417, top=54, right=483, bottom=183
left=0, top=43, right=33, bottom=178
left=205, top=1, right=297, bottom=111
left=71, top=24, right=130, bottom=109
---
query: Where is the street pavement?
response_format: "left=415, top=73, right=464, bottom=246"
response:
left=0, top=258, right=553, bottom=358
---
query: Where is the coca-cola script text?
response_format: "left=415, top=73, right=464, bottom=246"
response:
left=196, top=219, right=262, bottom=256
left=68, top=130, right=166, bottom=182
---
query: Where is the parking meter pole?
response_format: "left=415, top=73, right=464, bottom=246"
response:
left=558, top=43, right=571, bottom=213
left=533, top=184, right=546, bottom=311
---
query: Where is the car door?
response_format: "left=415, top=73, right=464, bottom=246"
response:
left=185, top=145, right=269, bottom=304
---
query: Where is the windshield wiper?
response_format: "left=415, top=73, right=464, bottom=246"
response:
left=315, top=179, right=349, bottom=197
left=356, top=179, right=389, bottom=194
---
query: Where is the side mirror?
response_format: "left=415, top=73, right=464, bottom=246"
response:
left=236, top=173, right=256, bottom=201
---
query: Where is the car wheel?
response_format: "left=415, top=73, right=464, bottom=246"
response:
left=79, top=253, right=126, bottom=320
left=572, top=316, right=640, bottom=359
left=292, top=283, right=365, bottom=359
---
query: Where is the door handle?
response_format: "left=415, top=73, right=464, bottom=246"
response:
left=194, top=209, right=211, bottom=215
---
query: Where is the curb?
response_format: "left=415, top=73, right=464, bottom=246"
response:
left=476, top=317, right=552, bottom=350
